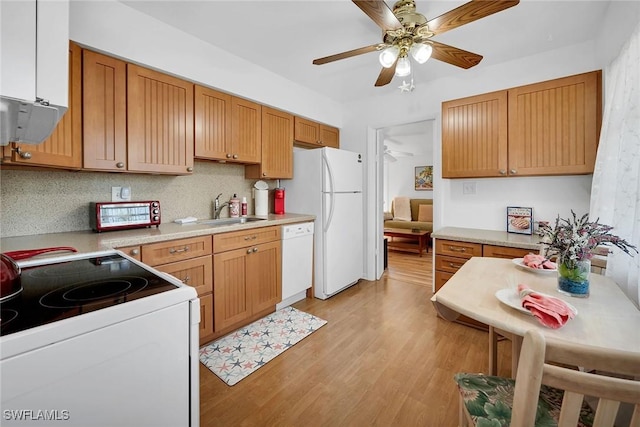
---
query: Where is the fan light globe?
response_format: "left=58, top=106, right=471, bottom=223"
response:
left=378, top=46, right=399, bottom=68
left=395, top=56, right=411, bottom=77
left=410, top=43, right=432, bottom=64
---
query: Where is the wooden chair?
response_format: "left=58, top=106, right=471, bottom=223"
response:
left=456, top=329, right=640, bottom=427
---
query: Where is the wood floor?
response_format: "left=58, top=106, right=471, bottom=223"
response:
left=200, top=250, right=512, bottom=426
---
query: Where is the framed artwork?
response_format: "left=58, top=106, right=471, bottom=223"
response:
left=507, top=206, right=533, bottom=235
left=415, top=166, right=433, bottom=191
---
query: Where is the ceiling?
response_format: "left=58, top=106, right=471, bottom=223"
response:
left=120, top=0, right=611, bottom=104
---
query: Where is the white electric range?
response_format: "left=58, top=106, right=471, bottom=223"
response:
left=0, top=250, right=200, bottom=427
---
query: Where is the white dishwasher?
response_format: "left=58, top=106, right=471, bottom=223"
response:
left=277, top=222, right=314, bottom=310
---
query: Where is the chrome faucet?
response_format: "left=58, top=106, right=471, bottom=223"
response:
left=214, top=193, right=228, bottom=219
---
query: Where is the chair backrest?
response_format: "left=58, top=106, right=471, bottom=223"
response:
left=511, top=329, right=640, bottom=427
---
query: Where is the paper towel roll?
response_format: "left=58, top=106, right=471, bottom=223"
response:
left=254, top=189, right=268, bottom=216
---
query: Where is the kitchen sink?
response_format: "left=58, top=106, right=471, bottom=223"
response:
left=197, top=217, right=266, bottom=227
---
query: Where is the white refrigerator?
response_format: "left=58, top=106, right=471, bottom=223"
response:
left=283, top=147, right=364, bottom=300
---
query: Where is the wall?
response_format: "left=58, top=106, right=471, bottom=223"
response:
left=0, top=162, right=274, bottom=238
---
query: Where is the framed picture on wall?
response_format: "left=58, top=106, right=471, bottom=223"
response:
left=507, top=206, right=533, bottom=234
left=415, top=166, right=433, bottom=191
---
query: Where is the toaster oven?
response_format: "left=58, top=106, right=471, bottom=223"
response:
left=90, top=201, right=161, bottom=232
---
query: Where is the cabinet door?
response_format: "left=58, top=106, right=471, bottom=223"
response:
left=442, top=90, right=508, bottom=178
left=230, top=97, right=261, bottom=163
left=245, top=107, right=293, bottom=179
left=507, top=71, right=601, bottom=176
left=194, top=85, right=232, bottom=160
left=320, top=124, right=340, bottom=148
left=154, top=255, right=213, bottom=296
left=82, top=49, right=127, bottom=171
left=199, top=293, right=214, bottom=345
left=3, top=42, right=82, bottom=169
left=213, top=248, right=251, bottom=331
left=127, top=64, right=194, bottom=174
left=294, top=116, right=321, bottom=146
left=248, top=240, right=282, bottom=313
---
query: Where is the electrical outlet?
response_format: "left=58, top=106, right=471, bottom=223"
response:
left=111, top=186, right=132, bottom=202
left=462, top=181, right=477, bottom=195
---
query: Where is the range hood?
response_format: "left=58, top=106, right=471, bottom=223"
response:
left=0, top=97, right=65, bottom=146
left=0, top=0, right=69, bottom=146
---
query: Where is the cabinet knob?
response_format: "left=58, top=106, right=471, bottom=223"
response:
left=15, top=146, right=32, bottom=159
left=186, top=167, right=193, bottom=172
left=116, top=162, right=125, bottom=168
left=252, top=247, right=258, bottom=253
left=182, top=276, right=191, bottom=284
left=262, top=172, right=267, bottom=177
left=510, top=169, right=517, bottom=175
left=232, top=154, right=238, bottom=159
left=247, top=248, right=252, bottom=254
left=130, top=249, right=140, bottom=256
left=226, top=153, right=232, bottom=159
left=499, top=169, right=506, bottom=175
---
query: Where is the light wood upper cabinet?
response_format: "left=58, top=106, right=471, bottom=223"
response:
left=127, top=64, right=194, bottom=174
left=507, top=71, right=601, bottom=176
left=442, top=90, right=508, bottom=178
left=245, top=106, right=293, bottom=179
left=2, top=42, right=82, bottom=169
left=294, top=116, right=340, bottom=148
left=82, top=49, right=127, bottom=171
left=194, top=85, right=261, bottom=164
left=442, top=70, right=602, bottom=178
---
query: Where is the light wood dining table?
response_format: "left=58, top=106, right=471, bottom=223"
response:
left=431, top=257, right=640, bottom=375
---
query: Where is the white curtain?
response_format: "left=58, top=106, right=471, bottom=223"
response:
left=590, top=21, right=640, bottom=308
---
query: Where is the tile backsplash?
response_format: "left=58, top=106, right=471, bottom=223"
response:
left=0, top=161, right=276, bottom=238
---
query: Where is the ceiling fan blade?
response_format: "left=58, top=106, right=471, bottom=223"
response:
left=427, top=0, right=519, bottom=36
left=430, top=40, right=483, bottom=69
left=313, top=44, right=381, bottom=65
left=352, top=0, right=403, bottom=32
left=374, top=62, right=397, bottom=87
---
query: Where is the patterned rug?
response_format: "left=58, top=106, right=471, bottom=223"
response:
left=199, top=306, right=327, bottom=386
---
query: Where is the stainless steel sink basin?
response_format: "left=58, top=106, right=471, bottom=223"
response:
left=197, top=217, right=266, bottom=227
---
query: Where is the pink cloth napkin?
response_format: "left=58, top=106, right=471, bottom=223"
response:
left=523, top=253, right=557, bottom=270
left=517, top=284, right=575, bottom=329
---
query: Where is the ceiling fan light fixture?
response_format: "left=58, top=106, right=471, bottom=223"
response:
left=395, top=56, right=411, bottom=77
left=378, top=46, right=399, bottom=68
left=410, top=42, right=432, bottom=64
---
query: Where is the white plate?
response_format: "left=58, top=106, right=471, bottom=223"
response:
left=512, top=258, right=557, bottom=274
left=495, top=288, right=578, bottom=316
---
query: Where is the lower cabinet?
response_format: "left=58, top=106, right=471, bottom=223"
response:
left=434, top=239, right=533, bottom=330
left=137, top=236, right=215, bottom=345
left=213, top=226, right=282, bottom=336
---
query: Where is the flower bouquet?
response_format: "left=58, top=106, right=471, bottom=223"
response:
left=539, top=211, right=637, bottom=297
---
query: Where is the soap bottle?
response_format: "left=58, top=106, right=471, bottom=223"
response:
left=229, top=194, right=240, bottom=218
left=241, top=197, right=248, bottom=217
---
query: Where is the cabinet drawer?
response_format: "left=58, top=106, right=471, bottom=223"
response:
left=142, top=236, right=212, bottom=266
left=118, top=245, right=141, bottom=261
left=435, top=239, right=482, bottom=259
left=153, top=255, right=212, bottom=296
left=213, top=226, right=281, bottom=253
left=435, top=254, right=471, bottom=274
left=483, top=245, right=534, bottom=259
left=434, top=270, right=455, bottom=292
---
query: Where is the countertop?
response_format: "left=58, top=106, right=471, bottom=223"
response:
left=0, top=213, right=316, bottom=254
left=432, top=226, right=544, bottom=251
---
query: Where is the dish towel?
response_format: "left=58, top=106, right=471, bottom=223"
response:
left=393, top=197, right=412, bottom=221
left=517, top=284, right=575, bottom=329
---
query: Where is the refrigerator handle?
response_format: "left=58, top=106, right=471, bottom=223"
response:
left=322, top=151, right=335, bottom=233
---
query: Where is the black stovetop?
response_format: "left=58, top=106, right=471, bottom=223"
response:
left=0, top=253, right=178, bottom=337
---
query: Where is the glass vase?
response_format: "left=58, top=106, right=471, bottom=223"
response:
left=557, top=259, right=591, bottom=297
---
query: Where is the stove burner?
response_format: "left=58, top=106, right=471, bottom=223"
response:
left=1, top=309, right=19, bottom=326
left=40, top=276, right=149, bottom=308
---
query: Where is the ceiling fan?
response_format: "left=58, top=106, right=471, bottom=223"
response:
left=384, top=144, right=414, bottom=162
left=313, top=0, right=519, bottom=87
